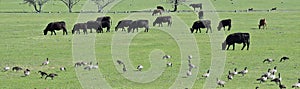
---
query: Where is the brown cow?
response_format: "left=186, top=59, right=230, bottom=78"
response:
left=87, top=21, right=103, bottom=33
left=115, top=20, right=133, bottom=32
left=152, top=9, right=163, bottom=16
left=72, top=23, right=87, bottom=34
left=189, top=3, right=202, bottom=11
left=128, top=20, right=149, bottom=33
left=258, top=18, right=267, bottom=29
left=153, top=16, right=172, bottom=27
left=43, top=21, right=68, bottom=35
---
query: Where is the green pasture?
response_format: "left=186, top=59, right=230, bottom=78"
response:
left=0, top=0, right=299, bottom=89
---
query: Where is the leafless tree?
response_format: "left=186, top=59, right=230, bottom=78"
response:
left=23, top=0, right=49, bottom=13
left=90, top=0, right=114, bottom=12
left=60, top=0, right=80, bottom=13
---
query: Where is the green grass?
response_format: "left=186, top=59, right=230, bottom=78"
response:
left=0, top=0, right=300, bottom=89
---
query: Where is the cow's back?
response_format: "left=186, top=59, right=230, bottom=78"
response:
left=87, top=21, right=101, bottom=29
left=226, top=33, right=250, bottom=44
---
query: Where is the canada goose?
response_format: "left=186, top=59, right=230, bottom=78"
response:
left=279, top=82, right=286, bottom=89
left=263, top=58, right=274, bottom=63
left=84, top=65, right=92, bottom=70
left=186, top=70, right=192, bottom=76
left=271, top=73, right=282, bottom=84
left=166, top=62, right=172, bottom=67
left=255, top=86, right=259, bottom=89
left=38, top=71, right=48, bottom=78
left=188, top=63, right=196, bottom=69
left=116, top=60, right=124, bottom=65
left=217, top=78, right=226, bottom=87
left=122, top=64, right=127, bottom=72
left=270, top=66, right=277, bottom=73
left=42, top=58, right=49, bottom=65
left=202, top=70, right=210, bottom=78
left=238, top=67, right=248, bottom=76
left=229, top=68, right=238, bottom=76
left=137, top=64, right=143, bottom=71
left=162, top=55, right=171, bottom=59
left=45, top=73, right=58, bottom=80
left=12, top=66, right=23, bottom=71
left=280, top=56, right=289, bottom=62
left=74, top=61, right=87, bottom=67
left=92, top=62, right=98, bottom=69
left=60, top=67, right=66, bottom=71
left=188, top=55, right=192, bottom=59
left=24, top=69, right=30, bottom=76
left=268, top=72, right=276, bottom=79
left=262, top=68, right=271, bottom=77
left=227, top=71, right=234, bottom=80
left=257, top=75, right=268, bottom=83
left=3, top=66, right=10, bottom=71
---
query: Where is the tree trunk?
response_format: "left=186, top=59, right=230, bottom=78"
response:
left=171, top=0, right=178, bottom=12
left=33, top=4, right=40, bottom=13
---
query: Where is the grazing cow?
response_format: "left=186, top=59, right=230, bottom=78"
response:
left=217, top=19, right=232, bottom=31
left=157, top=6, right=165, bottom=11
left=189, top=3, right=202, bottom=11
left=152, top=9, right=163, bottom=16
left=198, top=11, right=204, bottom=19
left=222, top=33, right=250, bottom=50
left=96, top=16, right=111, bottom=32
left=153, top=16, right=172, bottom=27
left=43, top=21, right=68, bottom=35
left=258, top=18, right=267, bottom=29
left=72, top=23, right=88, bottom=34
left=128, top=20, right=149, bottom=33
left=87, top=21, right=103, bottom=33
left=115, top=20, right=133, bottom=32
left=190, top=20, right=212, bottom=33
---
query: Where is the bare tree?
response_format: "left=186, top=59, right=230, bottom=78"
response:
left=23, top=0, right=49, bottom=13
left=90, top=0, right=114, bottom=12
left=60, top=0, right=80, bottom=13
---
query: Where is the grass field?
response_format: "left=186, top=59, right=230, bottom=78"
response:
left=0, top=0, right=300, bottom=89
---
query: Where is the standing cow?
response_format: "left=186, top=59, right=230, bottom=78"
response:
left=153, top=16, right=172, bottom=27
left=87, top=21, right=103, bottom=33
left=222, top=33, right=250, bottom=50
left=72, top=23, right=88, bottom=34
left=190, top=20, right=212, bottom=33
left=258, top=18, right=267, bottom=29
left=217, top=19, right=231, bottom=31
left=43, top=21, right=68, bottom=35
left=115, top=20, right=133, bottom=32
left=128, top=20, right=149, bottom=33
left=96, top=16, right=111, bottom=32
left=152, top=9, right=163, bottom=16
left=189, top=3, right=202, bottom=11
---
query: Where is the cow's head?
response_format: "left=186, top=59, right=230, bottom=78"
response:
left=221, top=42, right=227, bottom=50
left=217, top=26, right=222, bottom=31
left=43, top=30, right=48, bottom=35
left=153, top=22, right=156, bottom=26
left=190, top=28, right=194, bottom=33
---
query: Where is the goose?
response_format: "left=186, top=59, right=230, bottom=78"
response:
left=186, top=70, right=192, bottom=76
left=137, top=64, right=143, bottom=71
left=292, top=79, right=300, bottom=88
left=263, top=58, right=274, bottom=63
left=229, top=68, right=238, bottom=76
left=280, top=56, right=289, bottom=62
left=92, top=62, right=98, bottom=69
left=116, top=60, right=124, bottom=65
left=270, top=66, right=277, bottom=73
left=188, top=63, right=196, bottom=69
left=12, top=66, right=23, bottom=71
left=162, top=55, right=171, bottom=59
left=188, top=55, right=192, bottom=60
left=84, top=65, right=93, bottom=70
left=122, top=64, right=127, bottom=72
left=262, top=68, right=271, bottom=77
left=279, top=82, right=286, bottom=89
left=45, top=73, right=58, bottom=80
left=217, top=78, right=226, bottom=87
left=24, top=69, right=30, bottom=76
left=255, top=86, right=259, bottom=89
left=74, top=61, right=88, bottom=67
left=60, top=67, right=66, bottom=71
left=238, top=67, right=248, bottom=76
left=227, top=71, right=234, bottom=80
left=271, top=73, right=282, bottom=84
left=268, top=72, right=276, bottom=80
left=257, top=75, right=268, bottom=83
left=202, top=70, right=210, bottom=78
left=42, top=58, right=49, bottom=65
left=166, top=62, right=172, bottom=67
left=38, top=71, right=48, bottom=78
left=3, top=66, right=10, bottom=71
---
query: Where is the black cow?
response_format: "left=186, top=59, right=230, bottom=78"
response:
left=157, top=6, right=165, bottom=11
left=115, top=20, right=133, bottom=32
left=128, top=20, right=149, bottom=33
left=217, top=19, right=231, bottom=31
left=43, top=21, right=67, bottom=35
left=222, top=33, right=250, bottom=50
left=72, top=23, right=87, bottom=34
left=190, top=20, right=212, bottom=33
left=189, top=3, right=202, bottom=11
left=152, top=9, right=163, bottom=16
left=198, top=11, right=204, bottom=19
left=258, top=18, right=267, bottom=29
left=153, top=16, right=172, bottom=27
left=87, top=21, right=103, bottom=33
left=96, top=16, right=111, bottom=32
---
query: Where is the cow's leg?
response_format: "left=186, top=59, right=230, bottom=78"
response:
left=226, top=45, right=230, bottom=50
left=246, top=42, right=250, bottom=50
left=241, top=43, right=246, bottom=50
left=106, top=27, right=111, bottom=32
left=90, top=29, right=93, bottom=33
left=232, top=44, right=235, bottom=50
left=228, top=25, right=231, bottom=31
left=63, top=27, right=67, bottom=35
left=53, top=31, right=57, bottom=35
